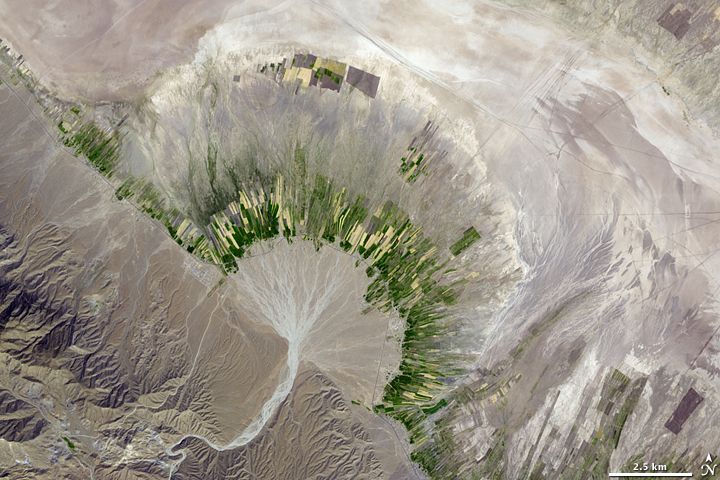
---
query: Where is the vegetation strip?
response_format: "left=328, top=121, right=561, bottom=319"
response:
left=1, top=44, right=487, bottom=462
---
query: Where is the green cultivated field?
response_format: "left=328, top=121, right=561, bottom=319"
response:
left=0, top=45, right=489, bottom=473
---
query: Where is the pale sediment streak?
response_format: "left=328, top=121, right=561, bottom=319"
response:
left=166, top=241, right=357, bottom=466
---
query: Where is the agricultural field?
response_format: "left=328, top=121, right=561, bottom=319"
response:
left=1, top=0, right=720, bottom=478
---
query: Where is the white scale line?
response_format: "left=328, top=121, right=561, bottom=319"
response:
left=608, top=474, right=692, bottom=477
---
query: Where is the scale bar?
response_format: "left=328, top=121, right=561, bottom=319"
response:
left=608, top=474, right=692, bottom=477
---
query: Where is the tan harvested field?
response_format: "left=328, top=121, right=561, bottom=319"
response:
left=2, top=0, right=720, bottom=478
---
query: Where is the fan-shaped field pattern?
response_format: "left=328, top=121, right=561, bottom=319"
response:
left=0, top=43, right=485, bottom=443
left=189, top=171, right=469, bottom=439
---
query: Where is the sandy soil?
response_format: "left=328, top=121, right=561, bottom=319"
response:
left=0, top=80, right=287, bottom=477
left=227, top=240, right=400, bottom=408
left=173, top=364, right=387, bottom=480
left=0, top=0, right=251, bottom=101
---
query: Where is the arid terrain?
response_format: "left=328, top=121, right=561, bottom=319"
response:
left=2, top=0, right=720, bottom=479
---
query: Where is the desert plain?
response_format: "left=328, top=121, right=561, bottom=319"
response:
left=1, top=0, right=720, bottom=479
